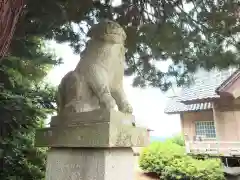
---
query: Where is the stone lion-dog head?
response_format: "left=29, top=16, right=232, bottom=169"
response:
left=87, top=19, right=126, bottom=44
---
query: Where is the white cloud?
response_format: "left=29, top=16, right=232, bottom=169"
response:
left=45, top=41, right=181, bottom=137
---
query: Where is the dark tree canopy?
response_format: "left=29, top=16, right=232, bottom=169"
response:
left=0, top=21, right=59, bottom=179
left=10, top=0, right=240, bottom=91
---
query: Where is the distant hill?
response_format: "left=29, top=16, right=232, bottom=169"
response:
left=150, top=136, right=168, bottom=142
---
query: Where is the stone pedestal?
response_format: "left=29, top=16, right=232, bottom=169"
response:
left=45, top=148, right=134, bottom=180
left=35, top=109, right=149, bottom=180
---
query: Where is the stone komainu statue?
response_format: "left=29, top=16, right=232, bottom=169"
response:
left=56, top=20, right=133, bottom=115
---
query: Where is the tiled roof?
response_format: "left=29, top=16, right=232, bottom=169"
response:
left=179, top=68, right=237, bottom=102
left=216, top=70, right=240, bottom=93
left=164, top=68, right=237, bottom=114
left=164, top=96, right=213, bottom=114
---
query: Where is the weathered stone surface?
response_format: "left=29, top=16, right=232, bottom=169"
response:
left=50, top=108, right=134, bottom=127
left=45, top=148, right=134, bottom=180
left=36, top=21, right=148, bottom=180
left=35, top=109, right=148, bottom=148
left=56, top=20, right=133, bottom=115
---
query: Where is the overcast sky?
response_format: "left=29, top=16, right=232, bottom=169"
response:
left=44, top=40, right=181, bottom=137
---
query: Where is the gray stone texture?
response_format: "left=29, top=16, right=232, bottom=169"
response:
left=35, top=20, right=149, bottom=180
left=45, top=148, right=134, bottom=180
left=56, top=20, right=133, bottom=115
left=35, top=109, right=148, bottom=148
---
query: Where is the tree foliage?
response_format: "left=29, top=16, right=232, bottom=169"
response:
left=11, top=0, right=240, bottom=91
left=0, top=31, right=59, bottom=179
left=139, top=141, right=225, bottom=180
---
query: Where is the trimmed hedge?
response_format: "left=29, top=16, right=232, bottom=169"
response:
left=139, top=142, right=225, bottom=180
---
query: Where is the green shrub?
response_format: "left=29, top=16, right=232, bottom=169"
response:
left=139, top=142, right=225, bottom=180
left=167, top=133, right=185, bottom=147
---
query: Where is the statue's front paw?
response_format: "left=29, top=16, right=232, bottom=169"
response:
left=120, top=102, right=133, bottom=114
left=101, top=95, right=118, bottom=110
left=106, top=99, right=118, bottom=110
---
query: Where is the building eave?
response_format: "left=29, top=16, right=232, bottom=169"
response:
left=216, top=69, right=240, bottom=94
left=165, top=108, right=213, bottom=115
left=180, top=97, right=219, bottom=105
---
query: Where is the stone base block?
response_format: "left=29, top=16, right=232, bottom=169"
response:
left=35, top=109, right=149, bottom=148
left=45, top=147, right=134, bottom=180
